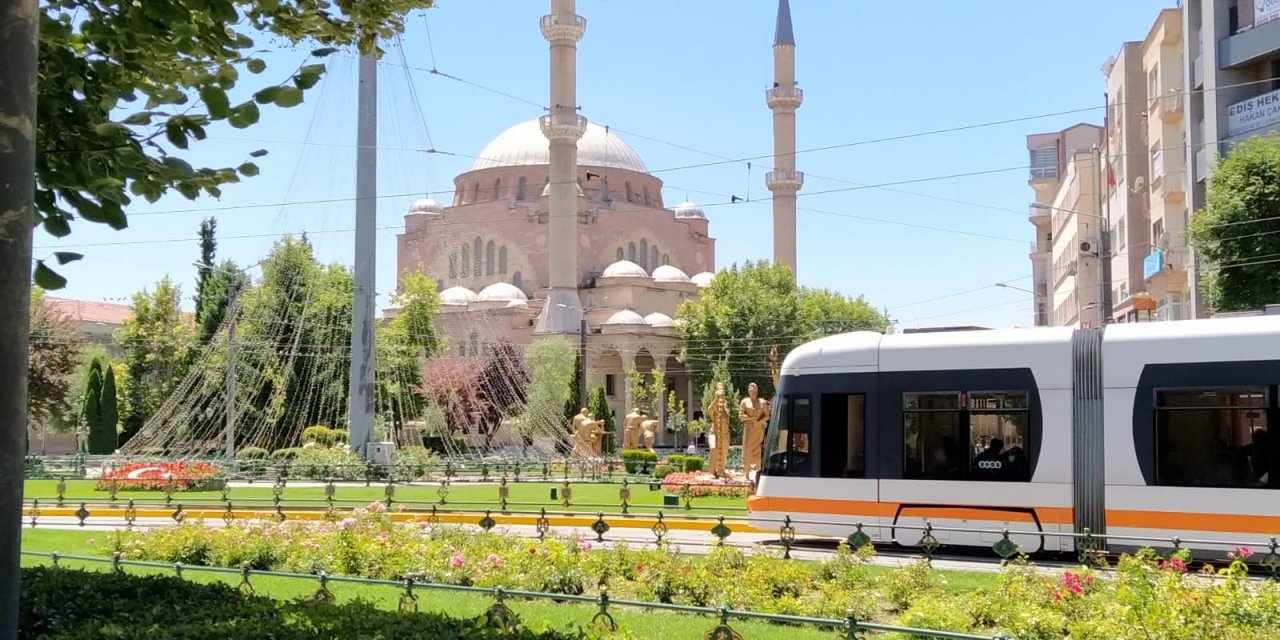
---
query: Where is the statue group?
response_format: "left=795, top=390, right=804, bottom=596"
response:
left=621, top=408, right=658, bottom=452
left=570, top=408, right=606, bottom=457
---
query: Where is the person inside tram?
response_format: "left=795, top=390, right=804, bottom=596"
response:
left=1002, top=444, right=1029, bottom=480
left=926, top=436, right=961, bottom=478
left=972, top=437, right=1005, bottom=478
left=1247, top=428, right=1270, bottom=486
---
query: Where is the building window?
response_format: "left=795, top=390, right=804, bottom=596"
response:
left=1117, top=216, right=1127, bottom=250
left=473, top=238, right=482, bottom=276
left=1152, top=219, right=1165, bottom=247
left=1148, top=67, right=1159, bottom=101
left=650, top=246, right=660, bottom=271
left=458, top=342, right=466, bottom=357
left=820, top=394, right=866, bottom=478
left=628, top=242, right=636, bottom=262
left=449, top=253, right=458, bottom=280
left=638, top=239, right=648, bottom=270
left=485, top=240, right=495, bottom=275
left=1155, top=388, right=1270, bottom=487
left=625, top=182, right=633, bottom=203
left=1029, top=146, right=1057, bottom=179
left=460, top=245, right=470, bottom=277
left=616, top=247, right=624, bottom=262
left=605, top=375, right=615, bottom=397
left=643, top=186, right=650, bottom=206
left=764, top=395, right=812, bottom=477
left=517, top=177, right=528, bottom=201
left=468, top=332, right=479, bottom=357
left=512, top=271, right=523, bottom=292
left=471, top=182, right=480, bottom=204
left=493, top=178, right=502, bottom=201
left=662, top=253, right=670, bottom=266
left=903, top=391, right=1031, bottom=482
left=1151, top=143, right=1163, bottom=178
left=499, top=247, right=508, bottom=274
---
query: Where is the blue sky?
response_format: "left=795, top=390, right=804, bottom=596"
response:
left=37, top=0, right=1177, bottom=329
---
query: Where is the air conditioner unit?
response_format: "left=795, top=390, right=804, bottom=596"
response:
left=1079, top=240, right=1096, bottom=256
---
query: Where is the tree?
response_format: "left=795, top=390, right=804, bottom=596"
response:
left=677, top=260, right=889, bottom=398
left=195, top=260, right=248, bottom=345
left=587, top=386, right=615, bottom=455
left=194, top=217, right=217, bottom=330
left=524, top=336, right=577, bottom=448
left=83, top=360, right=115, bottom=454
left=32, top=0, right=437, bottom=287
left=116, top=277, right=194, bottom=447
left=101, top=366, right=119, bottom=450
left=377, top=272, right=444, bottom=440
left=414, top=340, right=529, bottom=450
left=563, top=351, right=583, bottom=426
left=1188, top=133, right=1280, bottom=313
left=27, top=289, right=85, bottom=430
left=627, top=366, right=664, bottom=415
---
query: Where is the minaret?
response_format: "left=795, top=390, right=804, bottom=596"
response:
left=535, top=0, right=589, bottom=334
left=765, top=0, right=803, bottom=278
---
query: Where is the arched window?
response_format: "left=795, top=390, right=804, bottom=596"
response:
left=639, top=239, right=649, bottom=270
left=512, top=271, right=523, bottom=292
left=625, top=182, right=633, bottom=203
left=473, top=238, right=482, bottom=276
left=643, top=186, right=650, bottom=206
left=627, top=242, right=636, bottom=262
left=460, top=245, right=469, bottom=277
left=469, top=332, right=478, bottom=357
left=449, top=253, right=458, bottom=279
left=616, top=247, right=624, bottom=262
left=600, top=178, right=612, bottom=203
left=485, top=240, right=495, bottom=275
left=470, top=182, right=480, bottom=204
left=499, top=247, right=508, bottom=274
left=493, top=178, right=502, bottom=200
left=435, top=279, right=443, bottom=292
left=458, top=342, right=466, bottom=357
left=650, top=246, right=660, bottom=270
left=662, top=253, right=669, bottom=266
left=517, top=177, right=528, bottom=200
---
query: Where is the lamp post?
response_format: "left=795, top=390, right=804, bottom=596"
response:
left=1029, top=199, right=1112, bottom=329
left=193, top=261, right=261, bottom=459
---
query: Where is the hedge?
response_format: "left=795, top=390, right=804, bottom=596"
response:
left=619, top=450, right=658, bottom=474
left=19, top=567, right=618, bottom=640
left=663, top=455, right=704, bottom=473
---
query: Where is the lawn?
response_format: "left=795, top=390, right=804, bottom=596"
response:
left=23, top=479, right=747, bottom=515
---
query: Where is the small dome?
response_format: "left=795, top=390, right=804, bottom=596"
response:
left=605, top=309, right=646, bottom=325
left=477, top=282, right=529, bottom=302
left=644, top=312, right=676, bottom=328
left=673, top=201, right=706, bottom=219
left=505, top=299, right=529, bottom=309
left=409, top=198, right=444, bottom=214
left=601, top=260, right=649, bottom=279
left=440, top=286, right=477, bottom=305
left=691, top=272, right=715, bottom=288
left=651, top=265, right=691, bottom=283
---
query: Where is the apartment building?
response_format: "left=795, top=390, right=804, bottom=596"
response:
left=1027, top=124, right=1105, bottom=327
left=1103, top=42, right=1157, bottom=323
left=1183, top=0, right=1280, bottom=317
left=1142, top=9, right=1194, bottom=321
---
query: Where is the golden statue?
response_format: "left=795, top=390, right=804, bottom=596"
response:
left=708, top=383, right=731, bottom=478
left=588, top=411, right=606, bottom=456
left=739, top=382, right=768, bottom=474
left=621, top=407, right=644, bottom=451
left=640, top=413, right=660, bottom=453
left=571, top=408, right=603, bottom=457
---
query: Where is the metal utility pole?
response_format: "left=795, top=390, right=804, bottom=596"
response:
left=348, top=51, right=378, bottom=455
left=224, top=281, right=238, bottom=459
left=1093, top=146, right=1113, bottom=329
left=0, top=2, right=38, bottom=636
left=578, top=316, right=588, bottom=406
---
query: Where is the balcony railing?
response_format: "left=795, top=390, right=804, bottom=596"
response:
left=765, top=169, right=804, bottom=189
left=765, top=85, right=803, bottom=109
left=1148, top=88, right=1184, bottom=123
left=1028, top=203, right=1050, bottom=225
left=539, top=13, right=586, bottom=41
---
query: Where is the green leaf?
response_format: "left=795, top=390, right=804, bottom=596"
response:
left=42, top=213, right=71, bottom=238
left=274, top=87, right=304, bottom=108
left=294, top=63, right=326, bottom=90
left=237, top=162, right=260, bottom=177
left=253, top=86, right=281, bottom=104
left=311, top=47, right=338, bottom=57
left=246, top=58, right=266, bottom=74
left=165, top=121, right=188, bottom=149
left=199, top=86, right=231, bottom=119
left=228, top=102, right=260, bottom=129
left=122, top=112, right=154, bottom=126
left=249, top=149, right=269, bottom=158
left=53, top=251, right=83, bottom=266
left=94, top=122, right=127, bottom=137
left=34, top=262, right=68, bottom=290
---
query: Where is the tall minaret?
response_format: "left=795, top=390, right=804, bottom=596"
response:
left=535, top=0, right=588, bottom=334
left=765, top=0, right=803, bottom=278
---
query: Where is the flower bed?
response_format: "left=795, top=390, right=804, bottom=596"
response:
left=659, top=472, right=750, bottom=498
left=102, top=505, right=1280, bottom=638
left=95, top=461, right=224, bottom=492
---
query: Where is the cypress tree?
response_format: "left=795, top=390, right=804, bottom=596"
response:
left=82, top=359, right=106, bottom=454
left=101, top=365, right=119, bottom=450
left=587, top=386, right=615, bottom=455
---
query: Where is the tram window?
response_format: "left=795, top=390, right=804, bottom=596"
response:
left=820, top=394, right=865, bottom=478
left=968, top=392, right=1031, bottom=482
left=903, top=393, right=963, bottom=480
left=765, top=395, right=812, bottom=476
left=1155, top=388, right=1271, bottom=488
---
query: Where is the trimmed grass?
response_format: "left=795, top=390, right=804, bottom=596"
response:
left=24, top=479, right=746, bottom=514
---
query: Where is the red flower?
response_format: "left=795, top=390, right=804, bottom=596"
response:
left=529, top=548, right=537, bottom=555
left=635, top=564, right=645, bottom=572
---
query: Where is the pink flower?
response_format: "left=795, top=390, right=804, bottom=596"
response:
left=1160, top=557, right=1188, bottom=573
left=635, top=563, right=645, bottom=572
left=1236, top=546, right=1254, bottom=559
left=578, top=540, right=592, bottom=553
left=369, top=501, right=386, bottom=512
left=487, top=553, right=503, bottom=567
left=1051, top=593, right=1062, bottom=602
left=339, top=518, right=356, bottom=530
left=449, top=553, right=465, bottom=569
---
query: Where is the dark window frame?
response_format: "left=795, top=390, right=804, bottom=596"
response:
left=764, top=393, right=814, bottom=477
left=820, top=393, right=867, bottom=479
left=1152, top=385, right=1274, bottom=489
left=902, top=389, right=1032, bottom=482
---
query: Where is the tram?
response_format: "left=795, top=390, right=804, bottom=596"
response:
left=746, top=316, right=1280, bottom=557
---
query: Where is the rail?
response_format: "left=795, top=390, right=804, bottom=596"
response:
left=20, top=551, right=1011, bottom=640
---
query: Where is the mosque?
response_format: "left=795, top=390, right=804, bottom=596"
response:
left=393, top=0, right=803, bottom=444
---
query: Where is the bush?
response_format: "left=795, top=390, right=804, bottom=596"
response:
left=18, top=566, right=615, bottom=640
left=392, top=446, right=438, bottom=481
left=269, top=447, right=301, bottom=460
left=235, top=447, right=269, bottom=460
left=137, top=447, right=168, bottom=458
left=422, top=435, right=468, bottom=455
left=290, top=445, right=365, bottom=480
left=664, top=455, right=704, bottom=473
left=620, top=450, right=658, bottom=474
left=652, top=464, right=674, bottom=481
left=301, top=425, right=347, bottom=447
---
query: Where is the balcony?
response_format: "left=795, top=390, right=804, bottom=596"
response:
left=765, top=85, right=803, bottom=110
left=539, top=111, right=587, bottom=142
left=1150, top=149, right=1186, bottom=203
left=765, top=169, right=804, bottom=190
left=1218, top=16, right=1280, bottom=69
left=1028, top=203, right=1050, bottom=226
left=1148, top=88, right=1184, bottom=123
left=540, top=13, right=586, bottom=42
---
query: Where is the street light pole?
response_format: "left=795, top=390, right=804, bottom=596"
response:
left=224, top=280, right=237, bottom=460
left=578, top=316, right=587, bottom=409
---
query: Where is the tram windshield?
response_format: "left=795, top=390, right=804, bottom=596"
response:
left=764, top=395, right=811, bottom=476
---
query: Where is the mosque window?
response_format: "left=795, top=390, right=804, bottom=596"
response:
left=628, top=242, right=636, bottom=262
left=435, top=279, right=443, bottom=292
left=512, top=271, right=523, bottom=292
left=460, top=246, right=469, bottom=277
left=459, top=342, right=466, bottom=357
left=662, top=253, right=670, bottom=266
left=650, top=246, right=660, bottom=270
left=473, top=238, right=482, bottom=276
left=469, top=332, right=478, bottom=357
left=499, top=247, right=508, bottom=274
left=493, top=178, right=502, bottom=200
left=639, top=239, right=649, bottom=270
left=485, top=241, right=496, bottom=275
left=449, top=253, right=458, bottom=280
left=643, top=186, right=650, bottom=206
left=517, top=177, right=528, bottom=201
left=616, top=247, right=624, bottom=262
left=471, top=182, right=480, bottom=204
left=625, top=182, right=633, bottom=203
left=600, top=178, right=612, bottom=204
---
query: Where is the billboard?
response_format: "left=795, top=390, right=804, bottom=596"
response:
left=1258, top=0, right=1280, bottom=27
left=1143, top=251, right=1165, bottom=281
left=1227, top=89, right=1280, bottom=138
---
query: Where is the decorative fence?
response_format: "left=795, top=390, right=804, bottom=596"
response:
left=20, top=551, right=1013, bottom=640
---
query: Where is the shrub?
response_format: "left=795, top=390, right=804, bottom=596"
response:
left=422, top=435, right=468, bottom=455
left=620, top=450, right=658, bottom=474
left=137, top=447, right=168, bottom=458
left=290, top=445, right=365, bottom=480
left=95, top=461, right=223, bottom=492
left=652, top=464, right=674, bottom=480
left=269, top=447, right=302, bottom=460
left=662, top=455, right=705, bottom=473
left=235, top=447, right=269, bottom=460
left=896, top=594, right=975, bottom=638
left=301, top=425, right=347, bottom=447
left=392, top=446, right=438, bottom=481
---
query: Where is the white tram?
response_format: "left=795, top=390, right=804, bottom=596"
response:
left=748, top=316, right=1280, bottom=557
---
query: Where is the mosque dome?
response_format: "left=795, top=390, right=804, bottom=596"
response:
left=673, top=201, right=706, bottom=219
left=468, top=119, right=649, bottom=174
left=601, top=260, right=649, bottom=279
left=644, top=312, right=676, bottom=328
left=691, top=272, right=715, bottom=288
left=505, top=299, right=529, bottom=309
left=651, top=265, right=691, bottom=284
left=408, top=197, right=444, bottom=214
left=476, top=282, right=529, bottom=303
left=605, top=309, right=647, bottom=326
left=440, top=286, right=477, bottom=305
